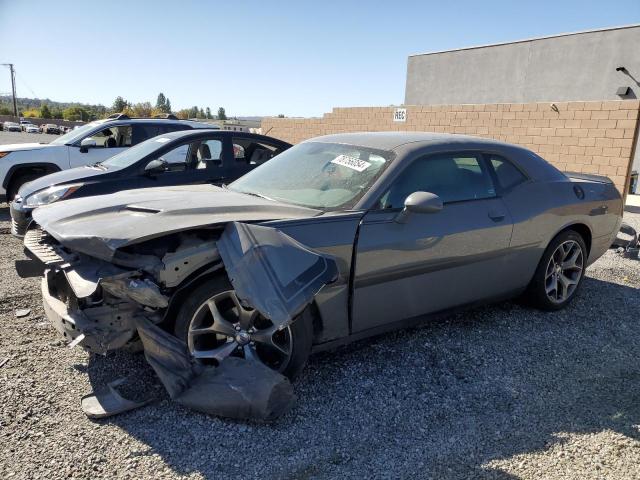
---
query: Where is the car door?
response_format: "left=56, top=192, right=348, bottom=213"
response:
left=351, top=151, right=514, bottom=333
left=70, top=124, right=131, bottom=167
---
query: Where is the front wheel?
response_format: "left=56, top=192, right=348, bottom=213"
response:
left=525, top=230, right=587, bottom=311
left=174, top=275, right=313, bottom=380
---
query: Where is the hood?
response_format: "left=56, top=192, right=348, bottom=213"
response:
left=32, top=184, right=320, bottom=261
left=0, top=142, right=59, bottom=153
left=18, top=165, right=110, bottom=199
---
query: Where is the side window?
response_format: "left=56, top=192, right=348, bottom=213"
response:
left=157, top=143, right=191, bottom=171
left=192, top=139, right=223, bottom=169
left=86, top=125, right=132, bottom=148
left=132, top=124, right=159, bottom=145
left=232, top=137, right=283, bottom=165
left=379, top=153, right=496, bottom=208
left=488, top=155, right=527, bottom=190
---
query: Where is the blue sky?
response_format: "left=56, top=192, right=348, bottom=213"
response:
left=1, top=0, right=639, bottom=117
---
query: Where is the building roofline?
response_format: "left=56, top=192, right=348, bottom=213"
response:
left=408, top=23, right=640, bottom=58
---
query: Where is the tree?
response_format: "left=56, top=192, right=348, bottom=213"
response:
left=277, top=114, right=285, bottom=118
left=175, top=109, right=190, bottom=120
left=156, top=93, right=166, bottom=112
left=132, top=102, right=153, bottom=117
left=63, top=106, right=88, bottom=121
left=205, top=107, right=212, bottom=119
left=189, top=106, right=199, bottom=119
left=165, top=97, right=172, bottom=113
left=217, top=107, right=227, bottom=120
left=198, top=108, right=205, bottom=118
left=22, top=109, right=40, bottom=118
left=112, top=96, right=128, bottom=113
left=40, top=104, right=52, bottom=119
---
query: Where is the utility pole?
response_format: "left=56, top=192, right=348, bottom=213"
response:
left=1, top=64, right=18, bottom=120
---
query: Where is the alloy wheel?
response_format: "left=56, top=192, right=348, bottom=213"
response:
left=544, top=240, right=584, bottom=304
left=187, top=290, right=293, bottom=372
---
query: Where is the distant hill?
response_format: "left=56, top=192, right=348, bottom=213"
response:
left=0, top=95, right=106, bottom=112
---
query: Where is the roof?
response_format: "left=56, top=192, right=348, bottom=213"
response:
left=409, top=23, right=640, bottom=58
left=306, top=131, right=512, bottom=151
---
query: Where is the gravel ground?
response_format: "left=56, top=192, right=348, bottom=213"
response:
left=1, top=203, right=639, bottom=479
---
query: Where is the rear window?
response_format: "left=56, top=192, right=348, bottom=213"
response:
left=488, top=155, right=527, bottom=190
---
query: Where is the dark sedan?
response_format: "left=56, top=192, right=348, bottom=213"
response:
left=10, top=129, right=291, bottom=236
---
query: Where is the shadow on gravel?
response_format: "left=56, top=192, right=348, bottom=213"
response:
left=83, top=276, right=640, bottom=479
left=0, top=206, right=10, bottom=221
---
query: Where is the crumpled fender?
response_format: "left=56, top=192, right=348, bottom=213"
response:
left=217, top=221, right=339, bottom=328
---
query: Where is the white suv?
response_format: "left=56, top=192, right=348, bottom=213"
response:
left=0, top=114, right=216, bottom=200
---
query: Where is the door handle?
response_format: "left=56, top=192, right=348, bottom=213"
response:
left=488, top=210, right=506, bottom=222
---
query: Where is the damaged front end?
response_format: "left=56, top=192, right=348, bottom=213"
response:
left=19, top=221, right=338, bottom=420
left=19, top=227, right=222, bottom=354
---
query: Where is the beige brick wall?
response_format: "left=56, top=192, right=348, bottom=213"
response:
left=262, top=100, right=640, bottom=195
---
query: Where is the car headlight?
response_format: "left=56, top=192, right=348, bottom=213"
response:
left=0, top=152, right=11, bottom=159
left=24, top=184, right=83, bottom=207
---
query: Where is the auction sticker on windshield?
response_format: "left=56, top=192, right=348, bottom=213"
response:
left=331, top=155, right=371, bottom=172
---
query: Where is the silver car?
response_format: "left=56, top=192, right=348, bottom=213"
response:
left=21, top=132, right=623, bottom=379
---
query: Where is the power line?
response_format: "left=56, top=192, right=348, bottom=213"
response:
left=15, top=71, right=37, bottom=98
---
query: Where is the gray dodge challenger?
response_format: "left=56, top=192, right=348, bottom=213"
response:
left=20, top=132, right=623, bottom=380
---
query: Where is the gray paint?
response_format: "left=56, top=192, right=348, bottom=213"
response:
left=28, top=133, right=623, bottom=356
left=405, top=25, right=640, bottom=105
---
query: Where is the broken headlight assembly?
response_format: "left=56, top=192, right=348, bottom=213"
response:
left=24, top=183, right=83, bottom=207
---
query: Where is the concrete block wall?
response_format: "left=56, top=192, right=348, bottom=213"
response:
left=262, top=100, right=640, bottom=194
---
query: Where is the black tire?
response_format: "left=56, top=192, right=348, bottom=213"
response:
left=174, top=274, right=313, bottom=380
left=525, top=229, right=588, bottom=311
left=7, top=172, right=43, bottom=201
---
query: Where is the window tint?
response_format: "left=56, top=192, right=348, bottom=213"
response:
left=192, top=139, right=223, bottom=169
left=132, top=124, right=159, bottom=145
left=232, top=137, right=283, bottom=165
left=87, top=125, right=132, bottom=148
left=158, top=124, right=191, bottom=135
left=380, top=153, right=495, bottom=208
left=488, top=155, right=527, bottom=190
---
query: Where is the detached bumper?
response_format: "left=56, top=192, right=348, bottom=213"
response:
left=10, top=200, right=31, bottom=238
left=41, top=277, right=86, bottom=347
left=41, top=271, right=152, bottom=354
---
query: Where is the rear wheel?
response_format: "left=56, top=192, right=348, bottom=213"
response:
left=525, top=230, right=587, bottom=310
left=174, top=275, right=313, bottom=380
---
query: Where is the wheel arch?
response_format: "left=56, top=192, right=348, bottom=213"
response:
left=554, top=222, right=592, bottom=256
left=161, top=261, right=325, bottom=344
left=3, top=162, right=62, bottom=190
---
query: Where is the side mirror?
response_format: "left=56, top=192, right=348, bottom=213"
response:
left=394, top=191, right=443, bottom=223
left=145, top=158, right=168, bottom=175
left=79, top=137, right=97, bottom=153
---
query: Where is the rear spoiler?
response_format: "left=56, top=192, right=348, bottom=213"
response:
left=565, top=171, right=613, bottom=184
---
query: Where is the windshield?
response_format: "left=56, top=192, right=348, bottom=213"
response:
left=49, top=121, right=102, bottom=145
left=229, top=142, right=393, bottom=209
left=100, top=135, right=174, bottom=169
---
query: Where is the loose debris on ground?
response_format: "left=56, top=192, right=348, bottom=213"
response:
left=1, top=204, right=639, bottom=479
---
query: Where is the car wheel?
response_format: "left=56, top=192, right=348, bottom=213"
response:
left=7, top=172, right=43, bottom=201
left=525, top=230, right=587, bottom=311
left=174, top=274, right=313, bottom=380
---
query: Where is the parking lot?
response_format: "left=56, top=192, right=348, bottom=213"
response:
left=0, top=129, right=61, bottom=145
left=0, top=131, right=638, bottom=479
